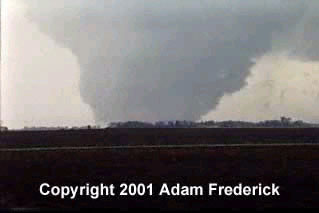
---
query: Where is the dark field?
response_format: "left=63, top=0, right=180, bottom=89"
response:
left=1, top=128, right=319, bottom=148
left=0, top=129, right=319, bottom=209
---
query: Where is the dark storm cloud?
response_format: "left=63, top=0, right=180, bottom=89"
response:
left=23, top=0, right=318, bottom=123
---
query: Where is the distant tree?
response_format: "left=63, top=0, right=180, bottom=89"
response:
left=280, top=116, right=292, bottom=125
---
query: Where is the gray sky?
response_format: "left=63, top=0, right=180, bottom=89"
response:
left=2, top=0, right=94, bottom=128
left=2, top=0, right=319, bottom=128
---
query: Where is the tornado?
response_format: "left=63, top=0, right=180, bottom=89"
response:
left=7, top=0, right=319, bottom=125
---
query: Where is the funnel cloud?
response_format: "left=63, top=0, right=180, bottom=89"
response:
left=5, top=0, right=319, bottom=126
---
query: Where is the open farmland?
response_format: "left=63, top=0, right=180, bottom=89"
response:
left=1, top=128, right=319, bottom=148
left=0, top=128, right=319, bottom=209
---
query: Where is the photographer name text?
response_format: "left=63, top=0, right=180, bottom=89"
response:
left=39, top=183, right=280, bottom=199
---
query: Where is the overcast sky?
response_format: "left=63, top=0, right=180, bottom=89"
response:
left=2, top=0, right=319, bottom=128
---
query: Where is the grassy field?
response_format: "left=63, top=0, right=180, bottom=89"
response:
left=0, top=129, right=319, bottom=209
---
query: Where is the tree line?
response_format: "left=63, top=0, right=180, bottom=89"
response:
left=108, top=117, right=319, bottom=128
